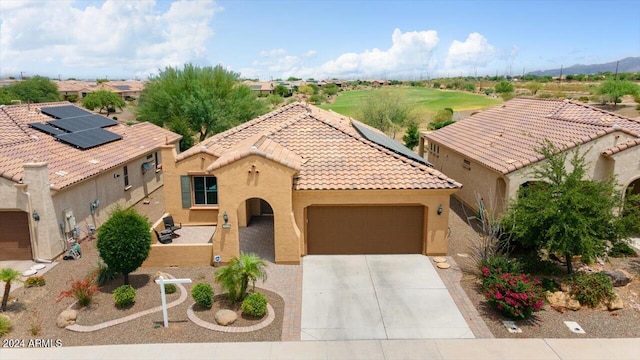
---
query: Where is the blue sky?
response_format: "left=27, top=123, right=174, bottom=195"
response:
left=1, top=0, right=638, bottom=80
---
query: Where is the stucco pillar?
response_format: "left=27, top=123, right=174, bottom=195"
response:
left=22, top=162, right=64, bottom=260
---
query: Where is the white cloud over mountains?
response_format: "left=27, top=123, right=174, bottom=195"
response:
left=0, top=0, right=218, bottom=78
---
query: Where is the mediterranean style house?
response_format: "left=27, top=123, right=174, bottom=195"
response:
left=0, top=102, right=180, bottom=261
left=158, top=102, right=461, bottom=265
left=419, top=98, right=640, bottom=215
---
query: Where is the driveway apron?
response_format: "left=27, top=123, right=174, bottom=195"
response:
left=301, top=255, right=473, bottom=340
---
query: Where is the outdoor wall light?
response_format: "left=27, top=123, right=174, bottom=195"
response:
left=437, top=204, right=443, bottom=215
left=90, top=199, right=100, bottom=215
left=222, top=211, right=231, bottom=229
left=32, top=210, right=40, bottom=221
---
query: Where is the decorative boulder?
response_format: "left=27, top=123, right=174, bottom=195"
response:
left=215, top=309, right=237, bottom=326
left=607, top=296, right=624, bottom=311
left=601, top=270, right=632, bottom=287
left=546, top=291, right=581, bottom=311
left=57, top=309, right=77, bottom=328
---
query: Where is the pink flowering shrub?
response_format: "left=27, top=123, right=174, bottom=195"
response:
left=484, top=271, right=545, bottom=319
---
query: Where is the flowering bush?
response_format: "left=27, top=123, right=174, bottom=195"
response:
left=484, top=272, right=545, bottom=319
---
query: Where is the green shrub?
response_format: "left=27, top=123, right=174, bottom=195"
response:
left=242, top=293, right=268, bottom=317
left=164, top=283, right=177, bottom=294
left=484, top=273, right=545, bottom=319
left=517, top=253, right=562, bottom=276
left=568, top=273, right=615, bottom=308
left=578, top=96, right=590, bottom=102
left=24, top=276, right=46, bottom=288
left=113, top=285, right=136, bottom=308
left=93, top=261, right=118, bottom=286
left=191, top=283, right=213, bottom=308
left=0, top=316, right=11, bottom=337
left=608, top=242, right=637, bottom=258
left=541, top=278, right=560, bottom=292
left=267, top=95, right=283, bottom=106
left=537, top=93, right=554, bottom=99
left=308, top=94, right=326, bottom=104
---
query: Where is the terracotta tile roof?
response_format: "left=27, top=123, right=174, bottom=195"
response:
left=54, top=80, right=95, bottom=92
left=0, top=102, right=181, bottom=190
left=602, top=137, right=640, bottom=156
left=180, top=102, right=460, bottom=190
left=425, top=98, right=640, bottom=174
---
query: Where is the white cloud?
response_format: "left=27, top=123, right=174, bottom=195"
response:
left=260, top=49, right=287, bottom=58
left=444, top=32, right=495, bottom=72
left=0, top=0, right=219, bottom=78
left=302, top=50, right=317, bottom=58
left=317, top=29, right=439, bottom=78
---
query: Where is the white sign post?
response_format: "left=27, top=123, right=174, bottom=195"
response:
left=155, top=276, right=192, bottom=328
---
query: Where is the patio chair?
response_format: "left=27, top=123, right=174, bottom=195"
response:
left=154, top=229, right=173, bottom=244
left=162, top=215, right=182, bottom=237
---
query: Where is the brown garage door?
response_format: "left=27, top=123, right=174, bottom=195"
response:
left=307, top=206, right=424, bottom=255
left=0, top=211, right=32, bottom=260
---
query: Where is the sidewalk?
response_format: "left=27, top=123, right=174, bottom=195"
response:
left=2, top=338, right=638, bottom=359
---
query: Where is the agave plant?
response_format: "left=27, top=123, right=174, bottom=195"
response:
left=215, top=253, right=267, bottom=303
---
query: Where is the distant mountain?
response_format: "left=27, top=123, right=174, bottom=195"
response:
left=528, top=57, right=640, bottom=76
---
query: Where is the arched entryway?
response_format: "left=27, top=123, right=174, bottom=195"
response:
left=238, top=198, right=275, bottom=262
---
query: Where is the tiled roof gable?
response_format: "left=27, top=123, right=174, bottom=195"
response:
left=425, top=98, right=640, bottom=174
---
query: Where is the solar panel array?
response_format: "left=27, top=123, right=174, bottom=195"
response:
left=56, top=128, right=122, bottom=150
left=352, top=121, right=432, bottom=166
left=114, top=85, right=131, bottom=90
left=28, top=105, right=123, bottom=150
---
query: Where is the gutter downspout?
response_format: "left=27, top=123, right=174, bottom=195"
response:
left=16, top=183, right=52, bottom=264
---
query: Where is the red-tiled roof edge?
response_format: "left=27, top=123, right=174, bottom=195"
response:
left=602, top=137, right=640, bottom=157
left=175, top=102, right=310, bottom=162
left=0, top=106, right=34, bottom=147
left=305, top=114, right=461, bottom=188
left=560, top=98, right=640, bottom=123
left=206, top=134, right=303, bottom=172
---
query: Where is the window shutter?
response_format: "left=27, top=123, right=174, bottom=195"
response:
left=180, top=176, right=191, bottom=208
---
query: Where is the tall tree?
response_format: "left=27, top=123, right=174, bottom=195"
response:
left=2, top=76, right=60, bottom=104
left=596, top=80, right=640, bottom=107
left=502, top=141, right=640, bottom=273
left=360, top=89, right=413, bottom=137
left=97, top=207, right=151, bottom=285
left=82, top=89, right=125, bottom=116
left=402, top=121, right=420, bottom=150
left=136, top=64, right=267, bottom=151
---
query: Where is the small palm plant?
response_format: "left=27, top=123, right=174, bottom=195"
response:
left=215, top=253, right=267, bottom=303
left=1, top=268, right=22, bottom=312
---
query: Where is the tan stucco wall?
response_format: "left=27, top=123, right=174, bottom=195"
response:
left=0, top=150, right=169, bottom=261
left=293, top=189, right=455, bottom=256
left=161, top=145, right=219, bottom=225
left=425, top=131, right=638, bottom=215
left=607, top=145, right=640, bottom=196
left=210, top=155, right=300, bottom=264
left=506, top=132, right=637, bottom=199
left=142, top=243, right=213, bottom=267
left=426, top=146, right=505, bottom=214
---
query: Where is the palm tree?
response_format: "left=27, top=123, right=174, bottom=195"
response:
left=1, top=268, right=21, bottom=311
left=215, top=253, right=267, bottom=303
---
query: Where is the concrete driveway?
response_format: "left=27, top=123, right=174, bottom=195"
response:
left=301, top=255, right=474, bottom=340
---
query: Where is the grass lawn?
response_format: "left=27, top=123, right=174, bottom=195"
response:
left=319, top=87, right=502, bottom=120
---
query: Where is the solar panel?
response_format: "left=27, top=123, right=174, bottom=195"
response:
left=250, top=85, right=262, bottom=90
left=56, top=128, right=122, bottom=150
left=48, top=115, right=117, bottom=132
left=352, top=121, right=432, bottom=166
left=29, top=123, right=66, bottom=136
left=40, top=105, right=91, bottom=119
left=114, top=85, right=130, bottom=90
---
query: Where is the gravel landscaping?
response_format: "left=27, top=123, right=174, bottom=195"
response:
left=1, top=239, right=285, bottom=345
left=447, top=196, right=640, bottom=338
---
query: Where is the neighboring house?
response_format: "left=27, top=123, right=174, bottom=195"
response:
left=55, top=80, right=145, bottom=100
left=160, top=102, right=461, bottom=265
left=53, top=80, right=94, bottom=100
left=244, top=81, right=274, bottom=96
left=420, top=98, right=640, bottom=215
left=371, top=80, right=390, bottom=87
left=0, top=102, right=180, bottom=261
